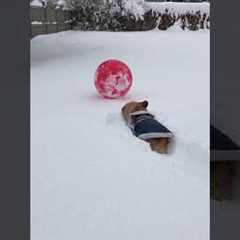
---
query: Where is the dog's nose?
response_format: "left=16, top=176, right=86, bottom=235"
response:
left=141, top=100, right=149, bottom=108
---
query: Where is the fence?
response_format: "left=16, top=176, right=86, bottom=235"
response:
left=31, top=6, right=73, bottom=38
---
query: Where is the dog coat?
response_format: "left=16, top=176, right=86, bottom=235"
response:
left=128, top=110, right=173, bottom=140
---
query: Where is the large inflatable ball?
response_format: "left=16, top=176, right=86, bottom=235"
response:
left=94, top=59, right=133, bottom=99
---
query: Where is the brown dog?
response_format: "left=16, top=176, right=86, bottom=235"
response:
left=121, top=100, right=172, bottom=154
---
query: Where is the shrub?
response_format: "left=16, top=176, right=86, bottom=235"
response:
left=45, top=0, right=210, bottom=31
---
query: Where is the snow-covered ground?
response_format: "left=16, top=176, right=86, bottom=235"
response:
left=31, top=29, right=209, bottom=240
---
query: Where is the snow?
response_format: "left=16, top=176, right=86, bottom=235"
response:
left=124, top=0, right=145, bottom=19
left=31, top=21, right=58, bottom=25
left=31, top=0, right=43, bottom=7
left=144, top=2, right=210, bottom=15
left=31, top=21, right=43, bottom=25
left=30, top=1, right=210, bottom=17
left=31, top=29, right=209, bottom=240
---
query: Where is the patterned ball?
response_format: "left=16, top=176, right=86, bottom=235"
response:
left=94, top=59, right=133, bottom=99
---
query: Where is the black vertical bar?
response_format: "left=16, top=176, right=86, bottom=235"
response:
left=211, top=0, right=240, bottom=239
left=0, top=1, right=30, bottom=240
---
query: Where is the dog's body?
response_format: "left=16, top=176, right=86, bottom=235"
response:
left=121, top=100, right=173, bottom=154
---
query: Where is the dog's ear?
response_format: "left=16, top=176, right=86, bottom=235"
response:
left=121, top=105, right=126, bottom=114
left=141, top=100, right=149, bottom=108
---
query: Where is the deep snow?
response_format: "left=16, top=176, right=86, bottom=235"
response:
left=31, top=29, right=209, bottom=240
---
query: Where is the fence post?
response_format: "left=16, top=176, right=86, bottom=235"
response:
left=44, top=7, right=47, bottom=34
left=56, top=8, right=59, bottom=32
left=70, top=10, right=74, bottom=30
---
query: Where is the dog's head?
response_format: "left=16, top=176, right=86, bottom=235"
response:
left=121, top=100, right=149, bottom=121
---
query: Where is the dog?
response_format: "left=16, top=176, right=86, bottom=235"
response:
left=121, top=100, right=173, bottom=154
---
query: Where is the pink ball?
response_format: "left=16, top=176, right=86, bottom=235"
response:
left=94, top=59, right=133, bottom=99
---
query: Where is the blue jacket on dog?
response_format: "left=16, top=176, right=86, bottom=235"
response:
left=129, top=111, right=173, bottom=140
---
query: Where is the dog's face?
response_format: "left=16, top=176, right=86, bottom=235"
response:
left=121, top=100, right=148, bottom=121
